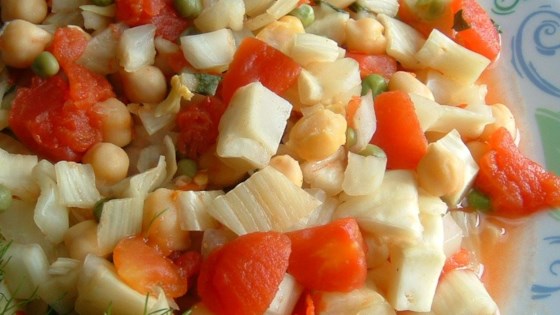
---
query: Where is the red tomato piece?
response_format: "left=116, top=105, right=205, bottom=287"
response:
left=9, top=75, right=102, bottom=162
left=220, top=37, right=302, bottom=103
left=116, top=0, right=188, bottom=41
left=474, top=128, right=560, bottom=217
left=176, top=96, right=227, bottom=159
left=345, top=52, right=397, bottom=80
left=451, top=0, right=501, bottom=61
left=47, top=26, right=89, bottom=67
left=197, top=232, right=291, bottom=315
left=286, top=218, right=367, bottom=292
left=370, top=91, right=428, bottom=170
left=441, top=247, right=471, bottom=277
left=113, top=236, right=188, bottom=298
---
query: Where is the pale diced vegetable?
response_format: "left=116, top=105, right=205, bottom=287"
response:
left=408, top=93, right=443, bottom=132
left=244, top=0, right=275, bottom=17
left=301, top=147, right=346, bottom=196
left=442, top=212, right=464, bottom=258
left=305, top=3, right=350, bottom=44
left=343, top=151, right=387, bottom=196
left=208, top=166, right=321, bottom=235
left=432, top=269, right=498, bottom=315
left=298, top=69, right=324, bottom=106
left=55, top=161, right=101, bottom=208
left=265, top=274, right=303, bottom=315
left=349, top=92, right=377, bottom=152
left=180, top=28, right=236, bottom=71
left=97, top=197, right=144, bottom=254
left=64, top=220, right=108, bottom=261
left=3, top=242, right=50, bottom=300
left=335, top=170, right=423, bottom=243
left=324, top=0, right=355, bottom=8
left=356, top=0, right=400, bottom=17
left=194, top=0, right=245, bottom=32
left=217, top=82, right=292, bottom=169
left=118, top=24, right=157, bottom=72
left=33, top=160, right=69, bottom=244
left=386, top=243, right=446, bottom=312
left=39, top=258, right=81, bottom=314
left=110, top=155, right=167, bottom=199
left=306, top=58, right=361, bottom=106
left=77, top=23, right=121, bottom=74
left=177, top=190, right=223, bottom=231
left=418, top=190, right=448, bottom=216
left=136, top=104, right=176, bottom=136
left=415, top=29, right=491, bottom=84
left=0, top=148, right=39, bottom=201
left=425, top=70, right=488, bottom=106
left=289, top=33, right=340, bottom=66
left=154, top=74, right=194, bottom=117
left=75, top=255, right=171, bottom=315
left=256, top=16, right=305, bottom=54
left=428, top=104, right=494, bottom=140
left=377, top=14, right=425, bottom=69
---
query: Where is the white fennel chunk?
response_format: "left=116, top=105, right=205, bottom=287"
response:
left=75, top=255, right=170, bottom=315
left=194, top=0, right=245, bottom=32
left=0, top=148, right=39, bottom=201
left=342, top=151, right=387, bottom=196
left=110, top=155, right=167, bottom=199
left=208, top=166, right=321, bottom=235
left=289, top=33, right=340, bottom=67
left=415, top=29, right=490, bottom=84
left=428, top=104, right=494, bottom=140
left=3, top=242, right=49, bottom=300
left=118, top=24, right=156, bottom=72
left=408, top=93, right=443, bottom=132
left=265, top=274, right=303, bottom=315
left=319, top=277, right=396, bottom=314
left=97, top=197, right=144, bottom=254
left=377, top=14, right=425, bottom=69
left=335, top=170, right=422, bottom=243
left=349, top=92, right=377, bottom=152
left=40, top=258, right=81, bottom=314
left=55, top=161, right=101, bottom=208
left=432, top=269, right=498, bottom=315
left=180, top=28, right=236, bottom=71
left=217, top=82, right=292, bottom=170
left=306, top=58, right=361, bottom=107
left=305, top=2, right=350, bottom=44
left=177, top=190, right=223, bottom=231
left=357, top=0, right=399, bottom=16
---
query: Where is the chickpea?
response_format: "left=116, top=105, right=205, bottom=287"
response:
left=64, top=220, right=109, bottom=260
left=270, top=155, right=303, bottom=187
left=286, top=109, right=347, bottom=161
left=388, top=71, right=435, bottom=101
left=345, top=17, right=386, bottom=55
left=480, top=103, right=517, bottom=141
left=91, top=98, right=133, bottom=147
left=0, top=19, right=52, bottom=68
left=83, top=142, right=130, bottom=185
left=120, top=65, right=167, bottom=104
left=417, top=142, right=465, bottom=197
left=199, top=146, right=247, bottom=189
left=1, top=0, right=48, bottom=24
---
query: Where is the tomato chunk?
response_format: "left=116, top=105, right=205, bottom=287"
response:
left=474, top=128, right=560, bottom=217
left=370, top=91, right=428, bottom=169
left=220, top=37, right=302, bottom=103
left=113, top=236, right=188, bottom=298
left=286, top=218, right=367, bottom=292
left=346, top=52, right=397, bottom=80
left=176, top=96, right=227, bottom=159
left=197, top=232, right=291, bottom=315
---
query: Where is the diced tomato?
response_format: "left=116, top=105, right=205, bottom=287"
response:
left=172, top=250, right=203, bottom=285
left=176, top=96, right=227, bottom=160
left=115, top=0, right=189, bottom=41
left=345, top=52, right=397, bottom=80
left=47, top=26, right=89, bottom=67
left=113, top=236, right=188, bottom=298
left=474, top=128, right=560, bottom=217
left=397, top=0, right=457, bottom=37
left=286, top=218, right=367, bottom=292
left=441, top=247, right=471, bottom=276
left=292, top=291, right=316, bottom=315
left=64, top=64, right=116, bottom=109
left=370, top=91, right=428, bottom=170
left=220, top=37, right=302, bottom=103
left=451, top=0, right=501, bottom=61
left=197, top=232, right=291, bottom=315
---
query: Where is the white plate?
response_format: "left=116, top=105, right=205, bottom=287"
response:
left=479, top=0, right=560, bottom=314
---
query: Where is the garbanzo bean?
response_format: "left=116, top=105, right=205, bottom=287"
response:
left=91, top=98, right=133, bottom=147
left=286, top=108, right=347, bottom=161
left=0, top=19, right=52, bottom=68
left=480, top=103, right=517, bottom=141
left=1, top=0, right=48, bottom=24
left=270, top=155, right=303, bottom=187
left=345, top=17, right=386, bottom=55
left=120, top=65, right=167, bottom=104
left=417, top=142, right=465, bottom=197
left=82, top=142, right=130, bottom=185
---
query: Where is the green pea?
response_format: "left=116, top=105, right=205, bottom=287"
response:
left=467, top=189, right=491, bottom=212
left=177, top=158, right=198, bottom=178
left=290, top=4, right=315, bottom=27
left=361, top=74, right=387, bottom=97
left=93, top=198, right=111, bottom=222
left=358, top=144, right=386, bottom=158
left=91, top=0, right=114, bottom=6
left=346, top=127, right=357, bottom=148
left=0, top=184, right=13, bottom=211
left=32, top=52, right=60, bottom=78
left=174, top=0, right=203, bottom=19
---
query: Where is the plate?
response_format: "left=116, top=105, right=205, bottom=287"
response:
left=479, top=0, right=560, bottom=313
